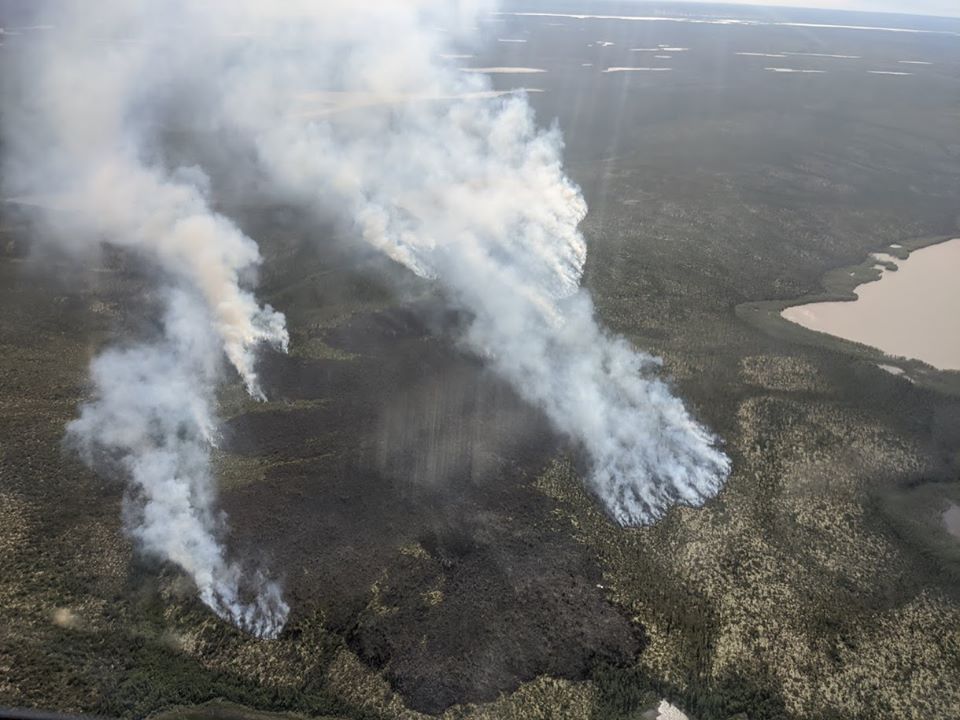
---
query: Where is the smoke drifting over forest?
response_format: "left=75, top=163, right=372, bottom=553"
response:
left=2, top=0, right=729, bottom=635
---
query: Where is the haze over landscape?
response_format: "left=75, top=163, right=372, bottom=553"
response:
left=657, top=0, right=960, bottom=18
left=1, top=1, right=959, bottom=719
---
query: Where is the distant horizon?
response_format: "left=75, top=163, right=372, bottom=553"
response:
left=599, top=0, right=960, bottom=20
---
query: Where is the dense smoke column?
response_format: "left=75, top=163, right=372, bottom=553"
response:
left=68, top=292, right=289, bottom=638
left=466, top=290, right=731, bottom=524
left=213, top=3, right=732, bottom=524
left=5, top=3, right=731, bottom=644
left=2, top=2, right=290, bottom=635
left=346, top=101, right=731, bottom=525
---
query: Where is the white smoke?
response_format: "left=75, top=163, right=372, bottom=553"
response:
left=3, top=2, right=289, bottom=635
left=68, top=291, right=288, bottom=638
left=204, top=0, right=731, bottom=524
left=7, top=4, right=730, bottom=649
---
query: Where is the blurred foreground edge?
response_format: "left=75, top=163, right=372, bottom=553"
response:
left=0, top=709, right=115, bottom=720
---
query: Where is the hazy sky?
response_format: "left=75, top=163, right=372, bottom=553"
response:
left=657, top=0, right=960, bottom=18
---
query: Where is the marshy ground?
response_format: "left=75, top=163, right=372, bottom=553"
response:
left=2, top=2, right=960, bottom=719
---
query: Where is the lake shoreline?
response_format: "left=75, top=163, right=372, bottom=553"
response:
left=736, top=234, right=960, bottom=396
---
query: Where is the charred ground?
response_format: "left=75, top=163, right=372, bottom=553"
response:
left=3, top=2, right=960, bottom=719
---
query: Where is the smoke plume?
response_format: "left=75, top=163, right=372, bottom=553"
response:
left=206, top=0, right=732, bottom=524
left=69, top=291, right=288, bottom=638
left=2, top=2, right=289, bottom=635
left=5, top=0, right=731, bottom=642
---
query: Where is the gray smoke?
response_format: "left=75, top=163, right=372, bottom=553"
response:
left=2, top=2, right=289, bottom=635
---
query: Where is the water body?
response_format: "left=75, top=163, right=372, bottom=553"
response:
left=495, top=12, right=960, bottom=37
left=460, top=67, right=547, bottom=74
left=782, top=239, right=960, bottom=371
left=765, top=67, right=826, bottom=73
left=290, top=88, right=543, bottom=118
left=603, top=66, right=673, bottom=72
left=782, top=51, right=860, bottom=59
